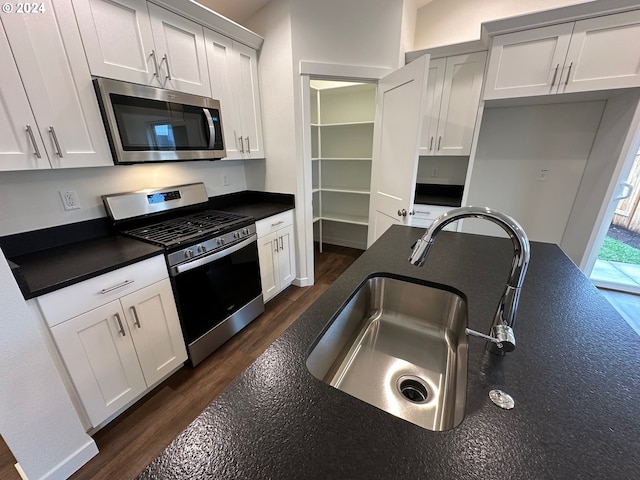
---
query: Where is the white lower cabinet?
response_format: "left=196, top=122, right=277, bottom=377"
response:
left=257, top=211, right=296, bottom=302
left=409, top=204, right=459, bottom=231
left=38, top=256, right=187, bottom=428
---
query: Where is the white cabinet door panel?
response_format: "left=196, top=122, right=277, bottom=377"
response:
left=436, top=51, right=486, bottom=155
left=234, top=42, right=265, bottom=158
left=121, top=279, right=187, bottom=387
left=484, top=23, right=573, bottom=99
left=1, top=0, right=112, bottom=168
left=205, top=29, right=242, bottom=159
left=0, top=27, right=50, bottom=170
left=148, top=3, right=210, bottom=97
left=258, top=232, right=279, bottom=302
left=51, top=301, right=147, bottom=427
left=277, top=225, right=296, bottom=287
left=72, top=0, right=158, bottom=86
left=562, top=10, right=640, bottom=93
left=419, top=58, right=445, bottom=155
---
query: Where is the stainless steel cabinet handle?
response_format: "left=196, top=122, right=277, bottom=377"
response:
left=564, top=62, right=573, bottom=86
left=114, top=312, right=126, bottom=337
left=99, top=279, right=134, bottom=295
left=25, top=125, right=41, bottom=158
left=49, top=126, right=63, bottom=158
left=274, top=239, right=278, bottom=253
left=150, top=50, right=160, bottom=77
left=131, top=306, right=141, bottom=328
left=238, top=136, right=245, bottom=153
left=162, top=53, right=172, bottom=80
left=551, top=64, right=560, bottom=86
left=279, top=236, right=283, bottom=251
left=246, top=137, right=251, bottom=153
left=437, top=136, right=442, bottom=151
left=398, top=209, right=407, bottom=217
left=429, top=136, right=434, bottom=151
left=271, top=220, right=284, bottom=227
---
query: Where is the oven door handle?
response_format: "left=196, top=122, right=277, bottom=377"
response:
left=203, top=108, right=216, bottom=149
left=172, top=234, right=257, bottom=275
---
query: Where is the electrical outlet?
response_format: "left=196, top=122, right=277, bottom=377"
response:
left=59, top=190, right=81, bottom=210
left=431, top=167, right=439, bottom=178
left=222, top=174, right=230, bottom=186
left=537, top=169, right=549, bottom=182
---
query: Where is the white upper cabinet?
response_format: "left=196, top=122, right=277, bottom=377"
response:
left=147, top=3, right=211, bottom=96
left=420, top=51, right=486, bottom=156
left=562, top=10, right=640, bottom=93
left=72, top=0, right=157, bottom=86
left=73, top=0, right=211, bottom=96
left=0, top=0, right=111, bottom=170
left=484, top=10, right=640, bottom=99
left=205, top=29, right=265, bottom=159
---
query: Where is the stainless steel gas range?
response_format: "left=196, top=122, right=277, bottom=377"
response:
left=103, top=183, right=264, bottom=366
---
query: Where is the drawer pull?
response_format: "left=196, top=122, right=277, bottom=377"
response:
left=271, top=220, right=284, bottom=227
left=99, top=279, right=134, bottom=295
left=114, top=312, right=126, bottom=337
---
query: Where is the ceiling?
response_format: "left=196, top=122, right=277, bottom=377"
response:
left=196, top=0, right=434, bottom=26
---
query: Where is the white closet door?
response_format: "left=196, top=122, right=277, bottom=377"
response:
left=368, top=55, right=429, bottom=246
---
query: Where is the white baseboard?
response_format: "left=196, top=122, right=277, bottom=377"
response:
left=39, top=440, right=98, bottom=480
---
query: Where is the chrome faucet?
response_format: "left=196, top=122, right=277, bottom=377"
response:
left=409, top=206, right=530, bottom=355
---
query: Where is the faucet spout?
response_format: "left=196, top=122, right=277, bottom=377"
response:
left=409, top=206, right=530, bottom=355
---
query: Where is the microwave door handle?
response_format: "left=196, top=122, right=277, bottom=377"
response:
left=203, top=108, right=215, bottom=149
left=172, top=234, right=257, bottom=275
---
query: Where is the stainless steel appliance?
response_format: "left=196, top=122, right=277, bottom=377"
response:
left=103, top=183, right=264, bottom=366
left=94, top=78, right=226, bottom=164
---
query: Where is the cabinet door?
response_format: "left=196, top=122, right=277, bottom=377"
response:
left=1, top=0, right=112, bottom=168
left=148, top=3, right=211, bottom=97
left=483, top=23, right=573, bottom=100
left=419, top=58, right=446, bottom=155
left=277, top=225, right=296, bottom=288
left=0, top=26, right=50, bottom=170
left=257, top=232, right=279, bottom=302
left=51, top=301, right=147, bottom=427
left=233, top=41, right=265, bottom=159
left=205, top=29, right=243, bottom=159
left=562, top=10, right=640, bottom=93
left=120, top=279, right=187, bottom=386
left=435, top=51, right=486, bottom=156
left=71, top=0, right=159, bottom=87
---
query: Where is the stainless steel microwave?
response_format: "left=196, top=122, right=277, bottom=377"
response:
left=93, top=77, right=226, bottom=164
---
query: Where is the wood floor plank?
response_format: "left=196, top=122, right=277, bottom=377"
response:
left=0, top=246, right=361, bottom=480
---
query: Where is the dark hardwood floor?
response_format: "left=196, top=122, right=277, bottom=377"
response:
left=0, top=244, right=361, bottom=480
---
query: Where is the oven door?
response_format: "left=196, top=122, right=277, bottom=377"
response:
left=171, top=235, right=263, bottom=349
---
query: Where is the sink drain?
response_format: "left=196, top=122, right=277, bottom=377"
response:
left=397, top=376, right=430, bottom=404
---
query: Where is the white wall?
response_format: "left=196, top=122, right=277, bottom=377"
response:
left=0, top=249, right=97, bottom=480
left=417, top=156, right=468, bottom=185
left=463, top=101, right=605, bottom=243
left=0, top=161, right=246, bottom=235
left=414, top=0, right=587, bottom=50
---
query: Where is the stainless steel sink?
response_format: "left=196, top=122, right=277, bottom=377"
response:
left=306, top=275, right=468, bottom=431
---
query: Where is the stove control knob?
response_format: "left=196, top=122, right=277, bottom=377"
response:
left=234, top=231, right=240, bottom=239
left=245, top=228, right=251, bottom=235
left=197, top=245, right=207, bottom=254
left=217, top=238, right=225, bottom=246
left=184, top=249, right=195, bottom=259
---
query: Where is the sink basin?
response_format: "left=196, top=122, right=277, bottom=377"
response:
left=306, top=275, right=468, bottom=431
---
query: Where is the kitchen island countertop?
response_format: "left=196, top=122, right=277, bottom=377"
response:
left=138, top=225, right=640, bottom=479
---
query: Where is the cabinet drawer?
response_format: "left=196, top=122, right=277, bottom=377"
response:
left=256, top=210, right=294, bottom=238
left=37, top=255, right=168, bottom=327
left=410, top=205, right=458, bottom=230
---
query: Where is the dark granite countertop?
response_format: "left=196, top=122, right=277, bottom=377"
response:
left=3, top=191, right=294, bottom=299
left=10, top=236, right=163, bottom=299
left=138, top=225, right=640, bottom=480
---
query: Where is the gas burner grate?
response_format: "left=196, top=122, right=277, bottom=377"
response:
left=123, top=210, right=249, bottom=247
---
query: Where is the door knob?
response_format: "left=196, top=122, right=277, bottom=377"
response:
left=398, top=209, right=407, bottom=217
